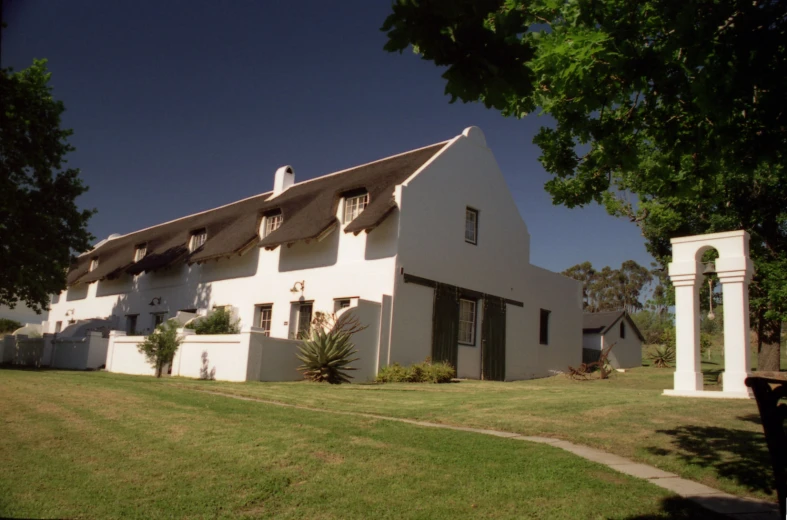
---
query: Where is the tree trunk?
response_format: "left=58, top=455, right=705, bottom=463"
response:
left=155, top=360, right=163, bottom=378
left=757, top=317, right=782, bottom=372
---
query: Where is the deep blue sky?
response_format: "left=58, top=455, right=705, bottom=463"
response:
left=3, top=0, right=653, bottom=272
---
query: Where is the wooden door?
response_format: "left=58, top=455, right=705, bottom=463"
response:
left=432, top=284, right=459, bottom=369
left=481, top=297, right=506, bottom=381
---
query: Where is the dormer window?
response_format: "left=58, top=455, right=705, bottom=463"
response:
left=89, top=257, right=99, bottom=272
left=343, top=190, right=369, bottom=224
left=134, top=243, right=147, bottom=262
left=189, top=229, right=207, bottom=252
left=262, top=210, right=283, bottom=237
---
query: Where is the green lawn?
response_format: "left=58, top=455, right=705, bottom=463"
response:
left=0, top=369, right=725, bottom=519
left=164, top=351, right=779, bottom=504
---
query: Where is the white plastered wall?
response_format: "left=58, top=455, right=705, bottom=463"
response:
left=46, top=206, right=400, bottom=349
left=389, top=127, right=582, bottom=380
left=601, top=317, right=643, bottom=369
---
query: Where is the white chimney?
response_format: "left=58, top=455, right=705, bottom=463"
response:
left=273, top=165, right=294, bottom=196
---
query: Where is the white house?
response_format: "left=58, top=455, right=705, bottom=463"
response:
left=43, top=127, right=582, bottom=381
left=582, top=311, right=643, bottom=369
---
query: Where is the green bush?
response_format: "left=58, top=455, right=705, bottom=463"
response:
left=191, top=308, right=240, bottom=335
left=137, top=320, right=183, bottom=378
left=376, top=359, right=455, bottom=383
left=0, top=318, right=22, bottom=334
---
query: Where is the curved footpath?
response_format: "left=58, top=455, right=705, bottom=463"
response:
left=196, top=389, right=780, bottom=520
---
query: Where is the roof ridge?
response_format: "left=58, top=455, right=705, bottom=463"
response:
left=266, top=139, right=450, bottom=197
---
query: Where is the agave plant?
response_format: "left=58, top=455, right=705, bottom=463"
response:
left=649, top=344, right=676, bottom=368
left=296, top=314, right=362, bottom=384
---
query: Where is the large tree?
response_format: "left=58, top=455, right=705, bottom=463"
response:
left=383, top=0, right=787, bottom=370
left=1, top=58, right=94, bottom=313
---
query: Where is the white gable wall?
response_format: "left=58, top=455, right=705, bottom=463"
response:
left=388, top=129, right=581, bottom=379
left=601, top=316, right=643, bottom=369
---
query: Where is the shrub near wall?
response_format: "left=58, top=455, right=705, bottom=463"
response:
left=376, top=359, right=455, bottom=383
left=191, top=308, right=240, bottom=335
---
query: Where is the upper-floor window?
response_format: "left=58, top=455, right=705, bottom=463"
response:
left=134, top=243, right=147, bottom=262
left=465, top=208, right=478, bottom=245
left=539, top=309, right=551, bottom=345
left=189, top=229, right=207, bottom=252
left=343, top=190, right=369, bottom=224
left=263, top=211, right=283, bottom=237
left=620, top=321, right=626, bottom=339
left=458, top=298, right=477, bottom=345
left=89, top=257, right=99, bottom=272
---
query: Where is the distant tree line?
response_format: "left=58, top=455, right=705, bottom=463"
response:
left=561, top=260, right=660, bottom=314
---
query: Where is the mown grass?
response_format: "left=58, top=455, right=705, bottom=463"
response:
left=0, top=368, right=724, bottom=520
left=165, top=349, right=782, bottom=504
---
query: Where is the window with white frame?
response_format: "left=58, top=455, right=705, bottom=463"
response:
left=89, top=257, right=99, bottom=272
left=465, top=208, right=478, bottom=244
left=458, top=298, right=477, bottom=345
left=134, top=243, right=147, bottom=262
left=256, top=304, right=273, bottom=336
left=263, top=212, right=283, bottom=237
left=290, top=302, right=313, bottom=339
left=343, top=191, right=369, bottom=224
left=189, top=229, right=207, bottom=251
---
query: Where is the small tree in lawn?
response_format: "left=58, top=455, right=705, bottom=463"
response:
left=137, top=320, right=182, bottom=378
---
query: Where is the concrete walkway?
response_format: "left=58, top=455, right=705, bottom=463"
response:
left=196, top=389, right=780, bottom=520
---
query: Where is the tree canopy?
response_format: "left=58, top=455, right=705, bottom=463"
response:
left=383, top=0, right=787, bottom=369
left=562, top=260, right=652, bottom=314
left=0, top=59, right=94, bottom=313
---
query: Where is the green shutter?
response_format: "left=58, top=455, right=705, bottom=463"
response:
left=432, top=284, right=459, bottom=368
left=482, top=297, right=506, bottom=381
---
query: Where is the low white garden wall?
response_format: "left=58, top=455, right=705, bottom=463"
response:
left=171, top=333, right=248, bottom=382
left=103, top=317, right=380, bottom=383
left=105, top=332, right=158, bottom=376
left=52, top=332, right=108, bottom=370
left=249, top=330, right=302, bottom=382
left=1, top=333, right=105, bottom=370
left=5, top=336, right=46, bottom=367
left=341, top=301, right=381, bottom=383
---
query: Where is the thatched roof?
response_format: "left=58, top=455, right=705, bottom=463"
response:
left=67, top=141, right=447, bottom=285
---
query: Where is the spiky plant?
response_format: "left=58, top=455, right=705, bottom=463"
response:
left=296, top=314, right=362, bottom=384
left=649, top=345, right=676, bottom=368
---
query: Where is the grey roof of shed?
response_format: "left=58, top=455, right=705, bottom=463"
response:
left=67, top=141, right=447, bottom=286
left=582, top=311, right=644, bottom=341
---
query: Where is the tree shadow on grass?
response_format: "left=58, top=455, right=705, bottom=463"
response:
left=623, top=496, right=729, bottom=519
left=645, top=424, right=774, bottom=498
